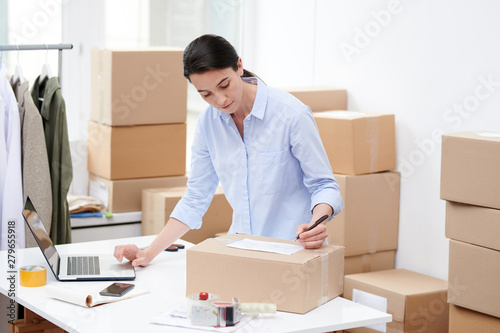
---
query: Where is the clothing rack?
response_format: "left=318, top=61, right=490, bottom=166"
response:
left=0, top=43, right=73, bottom=83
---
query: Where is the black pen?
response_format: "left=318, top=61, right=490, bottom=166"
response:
left=294, top=214, right=329, bottom=241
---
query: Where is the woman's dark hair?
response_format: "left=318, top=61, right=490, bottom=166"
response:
left=183, top=34, right=258, bottom=81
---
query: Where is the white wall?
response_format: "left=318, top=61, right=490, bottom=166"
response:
left=243, top=0, right=500, bottom=280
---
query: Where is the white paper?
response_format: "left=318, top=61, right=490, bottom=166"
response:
left=89, top=180, right=109, bottom=209
left=227, top=239, right=303, bottom=255
left=46, top=284, right=149, bottom=308
left=477, top=132, right=500, bottom=138
left=352, top=289, right=387, bottom=332
left=151, top=304, right=257, bottom=332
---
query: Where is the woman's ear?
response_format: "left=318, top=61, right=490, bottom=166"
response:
left=237, top=58, right=244, bottom=76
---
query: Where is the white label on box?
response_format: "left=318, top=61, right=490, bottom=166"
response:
left=89, top=180, right=109, bottom=209
left=352, top=289, right=388, bottom=332
left=227, top=238, right=303, bottom=255
left=477, top=132, right=500, bottom=138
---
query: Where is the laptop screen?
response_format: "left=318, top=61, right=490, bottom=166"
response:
left=22, top=197, right=60, bottom=276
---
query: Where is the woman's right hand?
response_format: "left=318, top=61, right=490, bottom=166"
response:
left=114, top=244, right=153, bottom=267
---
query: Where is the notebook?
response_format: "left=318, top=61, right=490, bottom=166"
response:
left=22, top=196, right=136, bottom=281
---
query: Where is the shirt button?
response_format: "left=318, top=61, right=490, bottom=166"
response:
left=246, top=125, right=249, bottom=127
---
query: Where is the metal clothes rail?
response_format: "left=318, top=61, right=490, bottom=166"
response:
left=0, top=43, right=73, bottom=81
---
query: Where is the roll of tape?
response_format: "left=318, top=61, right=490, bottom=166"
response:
left=20, top=265, right=46, bottom=287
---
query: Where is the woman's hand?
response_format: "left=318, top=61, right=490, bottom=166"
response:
left=295, top=222, right=328, bottom=249
left=114, top=244, right=153, bottom=267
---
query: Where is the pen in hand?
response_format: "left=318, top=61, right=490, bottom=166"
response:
left=294, top=214, right=329, bottom=241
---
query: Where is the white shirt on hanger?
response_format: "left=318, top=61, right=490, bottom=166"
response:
left=0, top=65, right=25, bottom=250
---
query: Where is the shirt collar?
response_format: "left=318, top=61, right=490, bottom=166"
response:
left=214, top=77, right=268, bottom=121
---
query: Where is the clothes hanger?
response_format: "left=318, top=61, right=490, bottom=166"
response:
left=12, top=45, right=25, bottom=84
left=40, top=44, right=52, bottom=81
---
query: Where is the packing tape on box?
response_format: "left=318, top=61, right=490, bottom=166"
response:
left=366, top=116, right=380, bottom=173
left=362, top=254, right=371, bottom=272
left=20, top=265, right=46, bottom=287
left=318, top=252, right=329, bottom=307
left=369, top=229, right=378, bottom=254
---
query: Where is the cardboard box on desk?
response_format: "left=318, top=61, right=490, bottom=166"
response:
left=449, top=304, right=500, bottom=333
left=285, top=86, right=347, bottom=111
left=87, top=121, right=186, bottom=180
left=91, top=47, right=187, bottom=126
left=88, top=174, right=187, bottom=213
left=142, top=186, right=232, bottom=244
left=344, top=269, right=449, bottom=333
left=445, top=201, right=500, bottom=251
left=344, top=250, right=395, bottom=275
left=186, top=233, right=345, bottom=314
left=330, top=172, right=400, bottom=256
left=441, top=131, right=500, bottom=209
left=314, top=111, right=395, bottom=175
left=448, top=240, right=500, bottom=318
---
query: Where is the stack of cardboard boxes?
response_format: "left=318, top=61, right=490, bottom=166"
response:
left=289, top=86, right=399, bottom=274
left=292, top=90, right=449, bottom=332
left=87, top=48, right=188, bottom=213
left=313, top=110, right=399, bottom=272
left=441, top=131, right=500, bottom=332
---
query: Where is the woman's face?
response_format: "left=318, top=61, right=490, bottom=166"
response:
left=189, top=59, right=245, bottom=115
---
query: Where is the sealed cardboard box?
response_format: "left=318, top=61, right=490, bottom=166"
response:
left=445, top=201, right=500, bottom=251
left=344, top=250, right=395, bottom=275
left=441, top=131, right=500, bottom=209
left=186, top=233, right=345, bottom=314
left=88, top=174, right=187, bottom=213
left=87, top=121, right=186, bottom=180
left=285, top=86, right=347, bottom=111
left=330, top=172, right=400, bottom=256
left=91, top=47, right=187, bottom=126
left=448, top=240, right=500, bottom=318
left=449, top=304, right=500, bottom=333
left=344, top=269, right=448, bottom=333
left=142, top=186, right=232, bottom=244
left=314, top=111, right=396, bottom=175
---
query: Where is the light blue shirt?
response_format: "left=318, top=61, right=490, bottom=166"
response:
left=171, top=78, right=344, bottom=241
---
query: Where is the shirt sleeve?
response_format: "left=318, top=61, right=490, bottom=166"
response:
left=170, top=112, right=220, bottom=229
left=289, top=106, right=344, bottom=218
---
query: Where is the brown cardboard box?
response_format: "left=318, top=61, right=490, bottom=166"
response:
left=88, top=174, right=187, bottom=213
left=448, top=240, right=500, bottom=318
left=91, top=48, right=187, bottom=126
left=445, top=201, right=500, bottom=251
left=285, top=86, right=347, bottom=111
left=449, top=304, right=500, bottom=333
left=344, top=269, right=448, bottom=333
left=314, top=111, right=395, bottom=175
left=141, top=186, right=232, bottom=244
left=186, top=233, right=345, bottom=314
left=441, top=131, right=500, bottom=209
left=87, top=121, right=186, bottom=180
left=347, top=320, right=449, bottom=333
left=344, top=250, right=395, bottom=275
left=330, top=172, right=400, bottom=256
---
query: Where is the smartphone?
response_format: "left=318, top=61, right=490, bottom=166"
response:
left=99, top=283, right=135, bottom=297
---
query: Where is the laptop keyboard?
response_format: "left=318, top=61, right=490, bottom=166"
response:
left=67, top=256, right=101, bottom=276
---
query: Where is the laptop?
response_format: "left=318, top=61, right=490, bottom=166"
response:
left=22, top=196, right=136, bottom=281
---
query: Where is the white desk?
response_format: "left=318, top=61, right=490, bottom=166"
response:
left=0, top=236, right=391, bottom=332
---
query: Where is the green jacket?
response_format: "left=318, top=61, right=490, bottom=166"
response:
left=31, top=76, right=73, bottom=245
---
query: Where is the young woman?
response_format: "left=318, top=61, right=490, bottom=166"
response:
left=114, top=34, right=343, bottom=267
